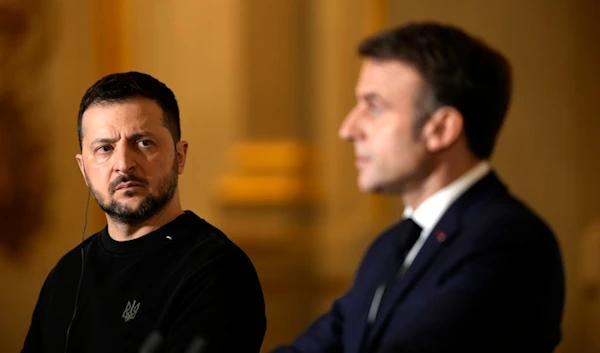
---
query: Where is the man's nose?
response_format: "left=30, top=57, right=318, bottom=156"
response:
left=113, top=145, right=137, bottom=174
left=339, top=107, right=363, bottom=141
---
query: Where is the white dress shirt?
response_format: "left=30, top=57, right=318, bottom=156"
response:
left=367, top=162, right=492, bottom=325
left=401, top=161, right=492, bottom=268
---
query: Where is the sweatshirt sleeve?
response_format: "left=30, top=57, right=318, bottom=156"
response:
left=158, top=246, right=267, bottom=353
left=21, top=268, right=56, bottom=353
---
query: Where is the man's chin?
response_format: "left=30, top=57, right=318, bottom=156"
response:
left=105, top=207, right=153, bottom=225
left=357, top=178, right=378, bottom=193
left=103, top=198, right=147, bottom=214
left=113, top=202, right=146, bottom=214
left=358, top=177, right=395, bottom=194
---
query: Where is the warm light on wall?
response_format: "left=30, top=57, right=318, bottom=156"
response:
left=214, top=141, right=317, bottom=206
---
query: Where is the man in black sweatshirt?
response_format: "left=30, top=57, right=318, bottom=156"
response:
left=21, top=72, right=266, bottom=353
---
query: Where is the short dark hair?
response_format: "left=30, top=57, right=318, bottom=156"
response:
left=77, top=71, right=180, bottom=149
left=358, top=22, right=512, bottom=159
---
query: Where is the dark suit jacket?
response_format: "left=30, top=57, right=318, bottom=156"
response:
left=271, top=171, right=565, bottom=353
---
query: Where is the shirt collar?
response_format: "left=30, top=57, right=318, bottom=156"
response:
left=403, top=161, right=491, bottom=231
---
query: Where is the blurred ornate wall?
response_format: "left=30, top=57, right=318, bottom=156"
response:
left=0, top=0, right=97, bottom=351
left=2, top=1, right=598, bottom=352
left=0, top=0, right=52, bottom=258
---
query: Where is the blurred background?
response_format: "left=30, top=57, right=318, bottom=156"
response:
left=1, top=0, right=599, bottom=352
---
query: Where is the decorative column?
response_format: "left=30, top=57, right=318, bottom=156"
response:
left=211, top=2, right=318, bottom=349
left=0, top=0, right=53, bottom=257
left=213, top=0, right=397, bottom=349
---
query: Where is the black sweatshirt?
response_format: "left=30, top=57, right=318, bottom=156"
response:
left=22, top=211, right=266, bottom=353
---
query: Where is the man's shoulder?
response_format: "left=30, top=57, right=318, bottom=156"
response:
left=39, top=231, right=102, bottom=287
left=463, top=188, right=559, bottom=250
left=481, top=188, right=552, bottom=230
left=178, top=212, right=239, bottom=250
left=173, top=213, right=256, bottom=268
left=52, top=231, right=101, bottom=268
left=457, top=171, right=553, bottom=233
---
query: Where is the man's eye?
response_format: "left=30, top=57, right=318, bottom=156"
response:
left=138, top=140, right=152, bottom=148
left=97, top=145, right=113, bottom=153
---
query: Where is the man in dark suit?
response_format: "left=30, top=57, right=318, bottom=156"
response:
left=271, top=22, right=565, bottom=353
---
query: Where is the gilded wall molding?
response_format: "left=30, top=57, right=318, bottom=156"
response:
left=0, top=0, right=54, bottom=257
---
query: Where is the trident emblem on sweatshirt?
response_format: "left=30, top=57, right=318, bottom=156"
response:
left=122, top=300, right=141, bottom=322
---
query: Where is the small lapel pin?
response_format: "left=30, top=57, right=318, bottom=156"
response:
left=436, top=231, right=446, bottom=242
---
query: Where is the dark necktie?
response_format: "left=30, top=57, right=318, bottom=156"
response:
left=392, top=218, right=422, bottom=277
left=363, top=218, right=422, bottom=345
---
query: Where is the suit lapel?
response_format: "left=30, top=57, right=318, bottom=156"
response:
left=366, top=172, right=507, bottom=348
left=346, top=221, right=406, bottom=353
left=366, top=215, right=461, bottom=345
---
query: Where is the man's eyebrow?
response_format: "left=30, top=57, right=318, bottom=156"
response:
left=90, top=137, right=116, bottom=146
left=127, top=132, right=158, bottom=141
left=89, top=132, right=158, bottom=146
left=356, top=92, right=383, bottom=102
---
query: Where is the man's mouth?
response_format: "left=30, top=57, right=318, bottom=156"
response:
left=355, top=156, right=370, bottom=168
left=115, top=182, right=144, bottom=191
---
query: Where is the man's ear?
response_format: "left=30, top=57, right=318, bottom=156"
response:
left=175, top=141, right=189, bottom=174
left=75, top=154, right=89, bottom=187
left=420, top=106, right=464, bottom=153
